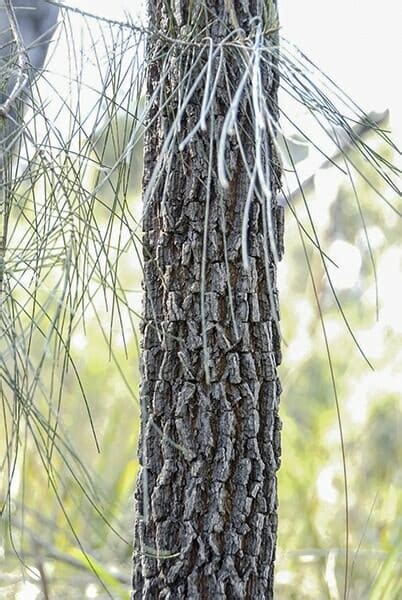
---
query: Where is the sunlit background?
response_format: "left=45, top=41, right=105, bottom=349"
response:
left=0, top=1, right=400, bottom=598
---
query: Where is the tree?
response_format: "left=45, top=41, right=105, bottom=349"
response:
left=132, top=1, right=400, bottom=597
left=133, top=2, right=283, bottom=597
left=0, top=0, right=59, bottom=308
left=0, top=1, right=399, bottom=598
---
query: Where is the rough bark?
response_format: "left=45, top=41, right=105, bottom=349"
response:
left=133, top=1, right=283, bottom=598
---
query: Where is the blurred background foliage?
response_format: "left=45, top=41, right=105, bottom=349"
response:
left=0, top=11, right=401, bottom=600
left=276, top=132, right=401, bottom=598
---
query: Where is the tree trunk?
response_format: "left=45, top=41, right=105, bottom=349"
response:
left=133, top=1, right=283, bottom=598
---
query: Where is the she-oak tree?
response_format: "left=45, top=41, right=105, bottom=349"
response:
left=0, top=1, right=399, bottom=597
left=133, top=1, right=283, bottom=597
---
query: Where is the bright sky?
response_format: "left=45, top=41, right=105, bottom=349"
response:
left=280, top=0, right=401, bottom=141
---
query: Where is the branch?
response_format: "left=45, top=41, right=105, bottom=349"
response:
left=278, top=110, right=390, bottom=206
left=0, top=0, right=29, bottom=118
left=44, top=0, right=142, bottom=31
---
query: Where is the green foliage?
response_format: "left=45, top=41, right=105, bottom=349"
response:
left=276, top=136, right=401, bottom=598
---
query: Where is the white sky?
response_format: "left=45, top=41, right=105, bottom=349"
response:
left=280, top=0, right=401, bottom=141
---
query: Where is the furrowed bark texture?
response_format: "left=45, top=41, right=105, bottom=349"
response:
left=133, top=1, right=283, bottom=598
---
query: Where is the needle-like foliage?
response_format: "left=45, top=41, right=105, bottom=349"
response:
left=0, top=1, right=399, bottom=597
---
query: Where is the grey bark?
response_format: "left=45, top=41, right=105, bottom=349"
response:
left=133, top=1, right=283, bottom=598
left=0, top=0, right=59, bottom=76
left=0, top=0, right=59, bottom=145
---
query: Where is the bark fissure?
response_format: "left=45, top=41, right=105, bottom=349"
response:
left=134, top=2, right=282, bottom=597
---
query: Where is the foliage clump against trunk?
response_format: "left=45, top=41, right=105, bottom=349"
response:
left=133, top=1, right=283, bottom=597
